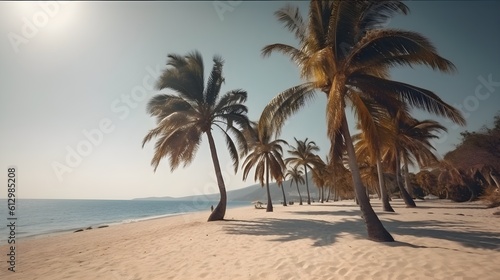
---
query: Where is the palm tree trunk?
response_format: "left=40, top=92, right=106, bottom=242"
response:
left=326, top=186, right=331, bottom=202
left=304, top=165, right=311, bottom=205
left=280, top=183, right=287, bottom=206
left=373, top=183, right=381, bottom=199
left=395, top=150, right=416, bottom=208
left=341, top=115, right=394, bottom=242
left=296, top=181, right=303, bottom=205
left=321, top=186, right=325, bottom=203
left=206, top=130, right=227, bottom=221
left=376, top=158, right=394, bottom=212
left=402, top=156, right=414, bottom=198
left=265, top=160, right=273, bottom=212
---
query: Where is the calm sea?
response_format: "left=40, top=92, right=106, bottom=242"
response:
left=0, top=199, right=249, bottom=243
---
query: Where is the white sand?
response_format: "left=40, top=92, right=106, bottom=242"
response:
left=1, top=199, right=499, bottom=280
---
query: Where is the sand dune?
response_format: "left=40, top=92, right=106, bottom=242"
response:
left=1, top=199, right=499, bottom=279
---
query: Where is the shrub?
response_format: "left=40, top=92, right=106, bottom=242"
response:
left=480, top=187, right=500, bottom=208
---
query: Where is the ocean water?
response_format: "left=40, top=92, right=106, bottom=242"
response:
left=0, top=199, right=249, bottom=243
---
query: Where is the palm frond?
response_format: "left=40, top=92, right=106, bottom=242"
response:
left=156, top=51, right=205, bottom=103
left=358, top=1, right=409, bottom=33
left=204, top=55, right=224, bottom=106
left=261, top=82, right=317, bottom=137
left=349, top=73, right=466, bottom=125
left=275, top=4, right=307, bottom=42
left=349, top=29, right=457, bottom=74
left=261, top=43, right=306, bottom=66
left=146, top=94, right=194, bottom=121
left=328, top=0, right=362, bottom=61
left=326, top=84, right=345, bottom=140
left=214, top=90, right=248, bottom=112
left=308, top=0, right=334, bottom=52
left=218, top=124, right=240, bottom=173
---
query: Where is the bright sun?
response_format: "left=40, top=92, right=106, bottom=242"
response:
left=11, top=1, right=80, bottom=37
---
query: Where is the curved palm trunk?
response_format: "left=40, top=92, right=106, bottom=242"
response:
left=341, top=115, right=394, bottom=242
left=376, top=158, right=394, bottom=212
left=304, top=165, right=311, bottom=204
left=265, top=160, right=273, bottom=212
left=295, top=181, right=303, bottom=205
left=206, top=130, right=227, bottom=221
left=395, top=150, right=416, bottom=208
left=402, top=156, right=414, bottom=198
left=280, top=183, right=287, bottom=206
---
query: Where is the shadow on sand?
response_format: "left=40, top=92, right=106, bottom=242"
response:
left=223, top=207, right=500, bottom=251
left=224, top=217, right=364, bottom=247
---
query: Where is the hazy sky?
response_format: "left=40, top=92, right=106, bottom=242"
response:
left=1, top=1, right=499, bottom=200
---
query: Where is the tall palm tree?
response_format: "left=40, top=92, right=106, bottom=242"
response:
left=142, top=51, right=250, bottom=221
left=261, top=1, right=465, bottom=241
left=286, top=138, right=320, bottom=205
left=285, top=165, right=305, bottom=205
left=242, top=118, right=288, bottom=212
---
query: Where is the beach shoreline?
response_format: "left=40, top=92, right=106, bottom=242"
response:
left=0, top=199, right=251, bottom=243
left=1, top=199, right=499, bottom=279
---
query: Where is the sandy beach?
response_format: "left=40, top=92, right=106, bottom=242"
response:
left=1, top=199, right=499, bottom=280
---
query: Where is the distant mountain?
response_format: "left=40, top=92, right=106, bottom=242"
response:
left=135, top=172, right=321, bottom=203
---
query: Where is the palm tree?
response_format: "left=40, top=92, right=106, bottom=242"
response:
left=242, top=118, right=288, bottom=212
left=311, top=155, right=333, bottom=203
left=383, top=111, right=447, bottom=207
left=285, top=165, right=305, bottom=205
left=142, top=51, right=250, bottom=221
left=354, top=112, right=396, bottom=212
left=286, top=138, right=320, bottom=205
left=278, top=180, right=288, bottom=206
left=261, top=1, right=465, bottom=241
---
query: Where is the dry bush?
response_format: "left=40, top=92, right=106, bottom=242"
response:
left=480, top=187, right=500, bottom=208
left=448, top=185, right=472, bottom=202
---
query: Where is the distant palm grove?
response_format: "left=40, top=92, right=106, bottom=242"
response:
left=142, top=1, right=499, bottom=242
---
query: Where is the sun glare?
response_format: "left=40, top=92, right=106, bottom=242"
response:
left=10, top=1, right=81, bottom=41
